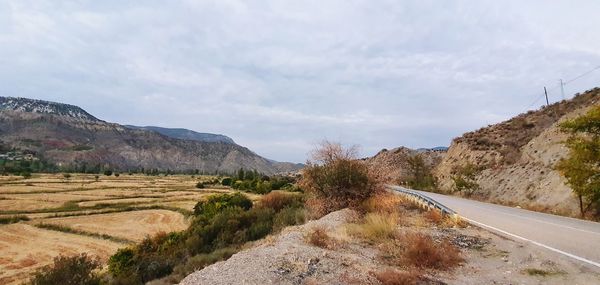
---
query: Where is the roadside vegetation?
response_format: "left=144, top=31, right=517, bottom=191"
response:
left=557, top=105, right=600, bottom=217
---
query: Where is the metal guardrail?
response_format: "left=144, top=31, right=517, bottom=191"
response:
left=387, top=185, right=457, bottom=216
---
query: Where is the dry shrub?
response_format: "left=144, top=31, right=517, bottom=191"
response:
left=373, top=268, right=420, bottom=285
left=399, top=232, right=463, bottom=270
left=306, top=226, right=334, bottom=249
left=305, top=197, right=329, bottom=220
left=363, top=192, right=404, bottom=215
left=259, top=191, right=302, bottom=211
left=300, top=141, right=383, bottom=216
left=349, top=213, right=397, bottom=242
left=424, top=209, right=442, bottom=224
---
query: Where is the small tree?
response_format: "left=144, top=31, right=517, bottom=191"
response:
left=29, top=253, right=101, bottom=285
left=103, top=169, right=113, bottom=176
left=405, top=154, right=437, bottom=190
left=557, top=105, right=600, bottom=217
left=451, top=163, right=479, bottom=195
left=299, top=141, right=382, bottom=216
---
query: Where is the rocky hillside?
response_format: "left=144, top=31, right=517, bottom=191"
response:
left=0, top=97, right=301, bottom=174
left=125, top=126, right=236, bottom=144
left=363, top=147, right=445, bottom=184
left=0, top=97, right=99, bottom=121
left=434, top=88, right=600, bottom=217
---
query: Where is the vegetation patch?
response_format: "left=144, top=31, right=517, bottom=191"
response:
left=28, top=253, right=101, bottom=285
left=523, top=268, right=565, bottom=277
left=0, top=214, right=30, bottom=224
left=105, top=192, right=306, bottom=284
left=35, top=223, right=132, bottom=244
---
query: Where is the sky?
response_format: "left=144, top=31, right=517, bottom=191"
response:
left=1, top=1, right=600, bottom=163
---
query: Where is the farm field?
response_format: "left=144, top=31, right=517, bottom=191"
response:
left=0, top=173, right=229, bottom=285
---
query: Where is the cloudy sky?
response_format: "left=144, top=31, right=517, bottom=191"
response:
left=1, top=1, right=600, bottom=162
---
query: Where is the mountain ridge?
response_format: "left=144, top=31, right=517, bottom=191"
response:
left=125, top=125, right=236, bottom=144
left=0, top=96, right=301, bottom=174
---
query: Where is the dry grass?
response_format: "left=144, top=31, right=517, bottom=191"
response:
left=424, top=209, right=443, bottom=224
left=362, top=192, right=405, bottom=215
left=348, top=213, right=398, bottom=242
left=259, top=191, right=300, bottom=211
left=391, top=232, right=464, bottom=270
left=373, top=268, right=420, bottom=285
left=305, top=226, right=335, bottom=249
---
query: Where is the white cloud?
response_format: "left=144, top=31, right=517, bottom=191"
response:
left=1, top=0, right=600, bottom=162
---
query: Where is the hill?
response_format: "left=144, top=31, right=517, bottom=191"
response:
left=124, top=125, right=236, bottom=144
left=0, top=96, right=301, bottom=174
left=434, top=87, right=600, bottom=217
left=363, top=147, right=445, bottom=184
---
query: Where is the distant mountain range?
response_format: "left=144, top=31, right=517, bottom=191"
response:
left=0, top=96, right=302, bottom=174
left=125, top=126, right=236, bottom=144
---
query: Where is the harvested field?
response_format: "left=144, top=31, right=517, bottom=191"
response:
left=0, top=173, right=235, bottom=284
left=38, top=209, right=189, bottom=242
left=0, top=224, right=122, bottom=285
left=5, top=193, right=110, bottom=202
left=77, top=197, right=160, bottom=207
left=0, top=199, right=61, bottom=212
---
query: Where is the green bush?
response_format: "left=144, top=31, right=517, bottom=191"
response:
left=108, top=192, right=305, bottom=284
left=193, top=192, right=252, bottom=218
left=221, top=177, right=232, bottom=186
left=29, top=253, right=101, bottom=285
left=103, top=170, right=113, bottom=176
left=196, top=182, right=205, bottom=189
left=273, top=206, right=305, bottom=231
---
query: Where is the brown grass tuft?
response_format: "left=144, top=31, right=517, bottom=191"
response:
left=306, top=226, right=335, bottom=249
left=399, top=232, right=463, bottom=270
left=424, top=209, right=443, bottom=224
left=373, top=268, right=420, bottom=285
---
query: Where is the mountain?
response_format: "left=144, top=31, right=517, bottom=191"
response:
left=0, top=96, right=302, bottom=174
left=125, top=126, right=235, bottom=144
left=434, top=87, right=600, bottom=217
left=0, top=97, right=99, bottom=121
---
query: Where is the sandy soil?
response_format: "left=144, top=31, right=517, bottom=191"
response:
left=0, top=224, right=123, bottom=285
left=38, top=209, right=189, bottom=242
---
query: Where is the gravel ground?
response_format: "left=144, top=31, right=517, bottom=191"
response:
left=180, top=209, right=600, bottom=285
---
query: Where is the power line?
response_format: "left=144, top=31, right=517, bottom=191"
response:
left=524, top=65, right=600, bottom=111
left=564, top=65, right=600, bottom=85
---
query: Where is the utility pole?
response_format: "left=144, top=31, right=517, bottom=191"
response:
left=544, top=87, right=549, bottom=106
left=560, top=79, right=565, bottom=100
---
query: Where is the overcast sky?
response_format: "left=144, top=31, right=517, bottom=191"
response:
left=1, top=1, right=600, bottom=162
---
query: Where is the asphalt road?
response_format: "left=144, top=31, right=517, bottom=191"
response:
left=405, top=188, right=600, bottom=269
